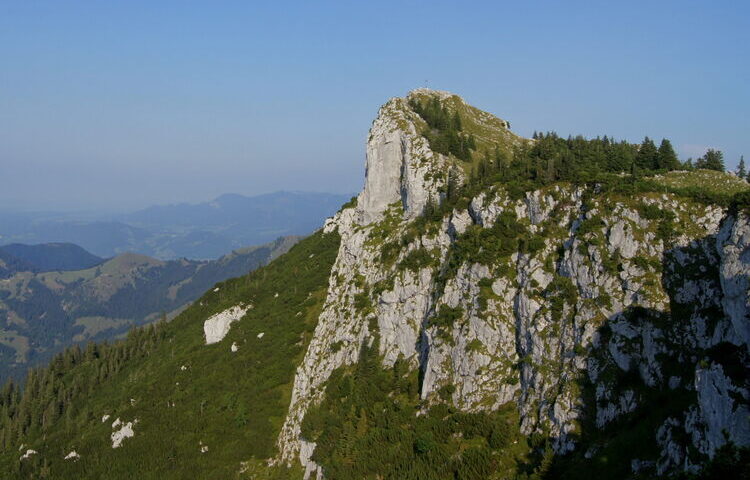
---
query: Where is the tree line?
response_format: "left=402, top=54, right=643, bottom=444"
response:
left=0, top=323, right=165, bottom=451
left=409, top=97, right=477, bottom=161
left=417, top=130, right=741, bottom=229
left=409, top=95, right=738, bottom=181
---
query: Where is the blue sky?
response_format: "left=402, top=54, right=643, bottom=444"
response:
left=1, top=1, right=748, bottom=211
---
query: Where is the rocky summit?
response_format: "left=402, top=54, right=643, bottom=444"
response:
left=1, top=89, right=748, bottom=479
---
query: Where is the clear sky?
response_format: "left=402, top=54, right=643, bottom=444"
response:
left=1, top=1, right=748, bottom=211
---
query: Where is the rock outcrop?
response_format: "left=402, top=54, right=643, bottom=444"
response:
left=717, top=213, right=750, bottom=346
left=110, top=419, right=136, bottom=449
left=275, top=89, right=750, bottom=477
left=357, top=95, right=447, bottom=224
left=203, top=305, right=250, bottom=344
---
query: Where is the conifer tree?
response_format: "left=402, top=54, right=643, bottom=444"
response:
left=494, top=147, right=507, bottom=172
left=446, top=168, right=460, bottom=203
left=737, top=155, right=746, bottom=179
left=657, top=138, right=680, bottom=170
left=697, top=149, right=725, bottom=172
left=452, top=111, right=462, bottom=131
left=545, top=157, right=556, bottom=183
left=636, top=137, right=658, bottom=170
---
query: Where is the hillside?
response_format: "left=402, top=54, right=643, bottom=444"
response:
left=0, top=243, right=103, bottom=272
left=0, top=236, right=299, bottom=381
left=0, top=252, right=36, bottom=280
left=0, top=89, right=748, bottom=479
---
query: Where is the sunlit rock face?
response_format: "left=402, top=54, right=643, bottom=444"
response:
left=203, top=305, right=250, bottom=344
left=274, top=89, right=750, bottom=476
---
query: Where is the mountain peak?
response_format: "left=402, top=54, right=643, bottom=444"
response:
left=353, top=90, right=523, bottom=225
left=407, top=87, right=460, bottom=100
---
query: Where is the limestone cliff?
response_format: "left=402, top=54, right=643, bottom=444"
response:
left=276, top=89, right=750, bottom=478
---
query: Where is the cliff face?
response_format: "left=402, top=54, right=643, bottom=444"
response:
left=356, top=94, right=448, bottom=224
left=276, top=90, right=750, bottom=478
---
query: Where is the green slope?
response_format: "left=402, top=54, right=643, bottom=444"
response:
left=300, top=339, right=534, bottom=480
left=0, top=230, right=340, bottom=479
left=0, top=236, right=300, bottom=382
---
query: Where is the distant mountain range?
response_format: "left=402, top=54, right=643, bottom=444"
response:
left=0, top=237, right=299, bottom=381
left=0, top=191, right=351, bottom=259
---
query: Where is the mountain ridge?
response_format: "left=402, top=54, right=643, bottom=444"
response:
left=278, top=91, right=750, bottom=478
left=0, top=191, right=350, bottom=260
left=0, top=89, right=748, bottom=479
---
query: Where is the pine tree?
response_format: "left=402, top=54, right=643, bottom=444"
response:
left=452, top=111, right=462, bottom=131
left=494, top=147, right=507, bottom=172
left=737, top=155, right=746, bottom=179
left=656, top=138, right=680, bottom=170
left=697, top=149, right=725, bottom=172
left=545, top=157, right=556, bottom=183
left=446, top=168, right=460, bottom=203
left=636, top=137, right=658, bottom=170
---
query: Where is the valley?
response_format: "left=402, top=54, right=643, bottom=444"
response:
left=0, top=237, right=299, bottom=381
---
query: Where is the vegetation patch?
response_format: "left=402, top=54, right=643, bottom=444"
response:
left=301, top=340, right=539, bottom=480
left=409, top=96, right=477, bottom=161
left=546, top=275, right=578, bottom=323
left=427, top=305, right=465, bottom=343
left=398, top=247, right=439, bottom=273
left=466, top=338, right=484, bottom=354
left=443, top=211, right=523, bottom=281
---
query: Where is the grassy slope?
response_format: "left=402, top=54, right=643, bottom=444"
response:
left=406, top=89, right=527, bottom=176
left=2, top=230, right=340, bottom=479
left=0, top=237, right=302, bottom=382
left=653, top=169, right=749, bottom=195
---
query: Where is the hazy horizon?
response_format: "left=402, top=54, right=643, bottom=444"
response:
left=2, top=1, right=748, bottom=211
left=0, top=189, right=356, bottom=215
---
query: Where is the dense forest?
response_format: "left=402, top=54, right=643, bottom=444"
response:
left=405, top=97, right=748, bottom=228
left=409, top=95, right=730, bottom=186
left=0, top=325, right=165, bottom=453
left=407, top=105, right=746, bottom=223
